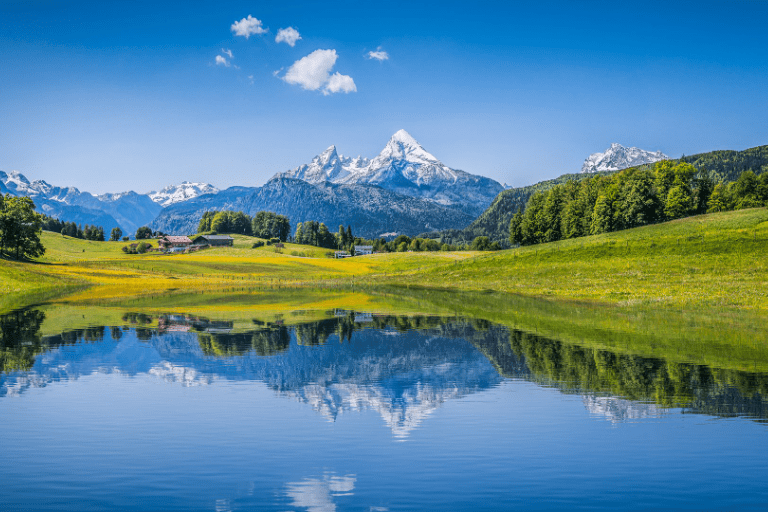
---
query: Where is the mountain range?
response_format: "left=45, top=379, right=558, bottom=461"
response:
left=3, top=135, right=703, bottom=241
left=581, top=143, right=667, bottom=173
left=152, top=130, right=502, bottom=237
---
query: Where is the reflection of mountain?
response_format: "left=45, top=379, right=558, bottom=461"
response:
left=581, top=395, right=665, bottom=423
left=2, top=308, right=767, bottom=426
left=0, top=314, right=508, bottom=436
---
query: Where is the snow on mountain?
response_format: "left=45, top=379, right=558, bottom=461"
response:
left=275, top=130, right=504, bottom=216
left=581, top=143, right=668, bottom=173
left=149, top=181, right=219, bottom=207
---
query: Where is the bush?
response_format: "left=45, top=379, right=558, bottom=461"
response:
left=122, top=241, right=152, bottom=254
left=252, top=241, right=265, bottom=248
left=122, top=236, right=130, bottom=242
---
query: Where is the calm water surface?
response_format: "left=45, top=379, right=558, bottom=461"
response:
left=1, top=307, right=767, bottom=511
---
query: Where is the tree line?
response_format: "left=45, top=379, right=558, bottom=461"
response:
left=293, top=218, right=500, bottom=253
left=198, top=210, right=290, bottom=241
left=509, top=161, right=768, bottom=246
left=41, top=215, right=108, bottom=241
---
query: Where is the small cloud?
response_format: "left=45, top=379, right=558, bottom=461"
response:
left=281, top=49, right=356, bottom=95
left=215, top=55, right=230, bottom=67
left=221, top=48, right=233, bottom=59
left=366, top=47, right=389, bottom=61
left=231, top=15, right=267, bottom=38
left=248, top=75, right=254, bottom=84
left=275, top=27, right=301, bottom=47
left=324, top=72, right=356, bottom=95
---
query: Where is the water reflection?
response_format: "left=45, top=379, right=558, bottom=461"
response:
left=1, top=307, right=767, bottom=427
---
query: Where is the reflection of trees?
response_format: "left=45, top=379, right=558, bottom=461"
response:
left=506, top=329, right=768, bottom=415
left=0, top=309, right=46, bottom=372
left=198, top=327, right=290, bottom=357
left=0, top=310, right=108, bottom=373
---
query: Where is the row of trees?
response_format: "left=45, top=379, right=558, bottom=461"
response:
left=294, top=221, right=337, bottom=248
left=198, top=210, right=290, bottom=241
left=0, top=194, right=45, bottom=260
left=41, top=215, right=107, bottom=241
left=509, top=161, right=768, bottom=246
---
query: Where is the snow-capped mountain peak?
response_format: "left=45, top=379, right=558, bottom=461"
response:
left=149, top=182, right=219, bottom=207
left=377, top=129, right=440, bottom=165
left=581, top=143, right=668, bottom=173
left=273, top=130, right=504, bottom=215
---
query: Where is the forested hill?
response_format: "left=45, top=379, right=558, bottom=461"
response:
left=418, top=171, right=617, bottom=246
left=421, top=144, right=768, bottom=245
left=680, top=145, right=768, bottom=182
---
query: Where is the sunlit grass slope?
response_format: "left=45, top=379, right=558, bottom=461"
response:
left=0, top=232, right=477, bottom=311
left=369, top=208, right=768, bottom=310
left=1, top=209, right=767, bottom=313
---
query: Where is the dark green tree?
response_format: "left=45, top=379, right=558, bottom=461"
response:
left=0, top=194, right=46, bottom=260
left=135, top=226, right=153, bottom=239
left=110, top=227, right=123, bottom=241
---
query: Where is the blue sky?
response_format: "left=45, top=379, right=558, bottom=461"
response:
left=1, top=0, right=767, bottom=194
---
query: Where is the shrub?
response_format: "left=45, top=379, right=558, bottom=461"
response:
left=252, top=241, right=265, bottom=248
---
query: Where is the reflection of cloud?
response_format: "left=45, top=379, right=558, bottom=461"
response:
left=285, top=473, right=356, bottom=512
left=582, top=395, right=665, bottom=423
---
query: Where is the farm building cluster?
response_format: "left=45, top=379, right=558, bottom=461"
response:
left=157, top=235, right=234, bottom=253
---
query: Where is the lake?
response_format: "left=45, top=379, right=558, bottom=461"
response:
left=1, top=292, right=767, bottom=511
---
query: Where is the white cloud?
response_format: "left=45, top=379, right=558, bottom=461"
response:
left=366, top=47, right=389, bottom=61
left=282, top=49, right=356, bottom=95
left=215, top=55, right=230, bottom=67
left=275, top=27, right=301, bottom=47
left=248, top=75, right=254, bottom=84
left=283, top=49, right=336, bottom=90
left=323, top=72, right=356, bottom=95
left=231, top=15, right=267, bottom=38
left=221, top=48, right=233, bottom=59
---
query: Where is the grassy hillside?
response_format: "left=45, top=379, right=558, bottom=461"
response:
left=0, top=231, right=477, bottom=311
left=1, top=208, right=767, bottom=315
left=372, top=208, right=768, bottom=310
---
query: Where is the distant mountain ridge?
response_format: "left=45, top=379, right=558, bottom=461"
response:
left=582, top=143, right=667, bottom=173
left=276, top=129, right=504, bottom=218
left=149, top=182, right=220, bottom=207
left=0, top=170, right=215, bottom=234
left=151, top=177, right=475, bottom=238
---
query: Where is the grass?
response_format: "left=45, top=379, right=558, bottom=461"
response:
left=1, top=207, right=767, bottom=315
left=364, top=208, right=768, bottom=310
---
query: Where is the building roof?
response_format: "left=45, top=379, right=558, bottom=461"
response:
left=354, top=245, right=373, bottom=249
left=162, top=236, right=192, bottom=243
left=192, top=235, right=234, bottom=242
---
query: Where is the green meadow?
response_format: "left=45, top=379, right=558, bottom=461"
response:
left=0, top=208, right=767, bottom=373
left=1, top=208, right=767, bottom=312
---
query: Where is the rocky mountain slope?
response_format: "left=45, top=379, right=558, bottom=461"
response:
left=151, top=177, right=475, bottom=238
